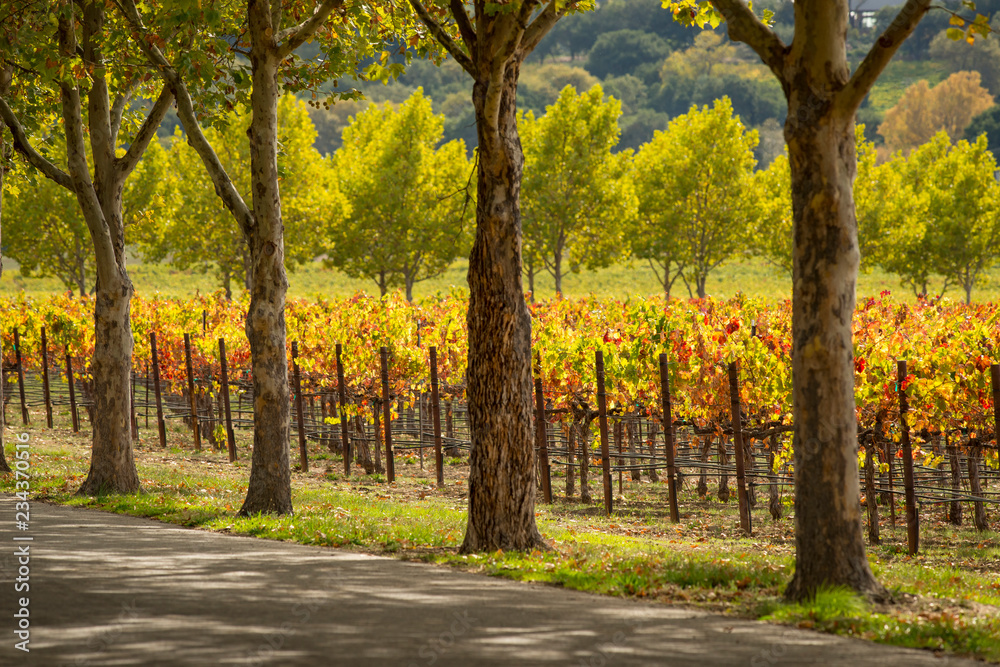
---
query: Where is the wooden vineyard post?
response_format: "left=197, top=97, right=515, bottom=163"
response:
left=658, top=353, right=680, bottom=522
left=150, top=333, right=167, bottom=448
left=534, top=359, right=552, bottom=504
left=430, top=347, right=444, bottom=488
left=336, top=343, right=351, bottom=476
left=40, top=327, right=53, bottom=428
left=130, top=367, right=139, bottom=440
left=897, top=360, right=918, bottom=554
left=145, top=363, right=150, bottom=429
left=183, top=333, right=201, bottom=450
left=202, top=310, right=207, bottom=334
left=65, top=353, right=79, bottom=433
left=219, top=339, right=237, bottom=462
left=728, top=361, right=752, bottom=536
left=864, top=437, right=880, bottom=545
left=595, top=351, right=613, bottom=517
left=292, top=342, right=309, bottom=472
left=380, top=347, right=396, bottom=483
left=13, top=329, right=28, bottom=425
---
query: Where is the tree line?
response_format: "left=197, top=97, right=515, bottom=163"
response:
left=8, top=82, right=1000, bottom=304
left=0, top=0, right=990, bottom=603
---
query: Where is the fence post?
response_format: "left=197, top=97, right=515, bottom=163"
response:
left=897, top=360, right=918, bottom=554
left=595, top=351, right=613, bottom=517
left=130, top=367, right=139, bottom=440
left=150, top=333, right=167, bottom=448
left=183, top=333, right=201, bottom=450
left=144, top=362, right=150, bottom=429
left=292, top=341, right=309, bottom=472
left=658, top=353, right=680, bottom=522
left=430, top=347, right=444, bottom=488
left=728, top=361, right=752, bottom=536
left=65, top=353, right=80, bottom=433
left=380, top=346, right=396, bottom=482
left=534, top=359, right=552, bottom=504
left=13, top=329, right=28, bottom=425
left=336, top=343, right=351, bottom=476
left=40, top=327, right=53, bottom=428
left=219, top=339, right=237, bottom=462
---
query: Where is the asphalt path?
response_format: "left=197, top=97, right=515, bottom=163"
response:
left=0, top=495, right=979, bottom=666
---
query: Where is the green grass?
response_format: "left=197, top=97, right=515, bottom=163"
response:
left=764, top=586, right=1000, bottom=659
left=5, top=408, right=1000, bottom=663
left=7, top=252, right=1000, bottom=304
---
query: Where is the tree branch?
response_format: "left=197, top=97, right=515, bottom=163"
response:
left=109, top=79, right=137, bottom=147
left=276, top=0, right=344, bottom=60
left=708, top=0, right=787, bottom=79
left=449, top=0, right=477, bottom=55
left=837, top=0, right=932, bottom=114
left=521, top=0, right=565, bottom=56
left=117, top=81, right=173, bottom=179
left=409, top=0, right=475, bottom=75
left=0, top=96, right=73, bottom=190
left=113, top=0, right=255, bottom=236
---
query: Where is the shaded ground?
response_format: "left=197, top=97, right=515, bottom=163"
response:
left=0, top=496, right=979, bottom=666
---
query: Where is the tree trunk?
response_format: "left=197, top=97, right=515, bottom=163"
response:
left=239, top=5, right=292, bottom=515
left=696, top=274, right=707, bottom=299
left=460, top=67, right=545, bottom=552
left=553, top=251, right=562, bottom=297
left=405, top=276, right=414, bottom=303
left=783, top=95, right=882, bottom=601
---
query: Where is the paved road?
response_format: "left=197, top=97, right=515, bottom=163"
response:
left=0, top=495, right=977, bottom=666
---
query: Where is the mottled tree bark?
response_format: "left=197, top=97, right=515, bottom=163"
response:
left=710, top=0, right=931, bottom=601
left=0, top=1, right=170, bottom=493
left=239, top=0, right=292, bottom=514
left=411, top=0, right=564, bottom=554
left=123, top=0, right=343, bottom=514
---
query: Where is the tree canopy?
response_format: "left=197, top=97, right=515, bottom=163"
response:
left=327, top=89, right=473, bottom=301
left=632, top=97, right=757, bottom=298
left=520, top=84, right=635, bottom=297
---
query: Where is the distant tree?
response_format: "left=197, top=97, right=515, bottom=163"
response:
left=652, top=33, right=784, bottom=125
left=519, top=64, right=599, bottom=115
left=750, top=152, right=791, bottom=277
left=134, top=95, right=338, bottom=299
left=544, top=0, right=700, bottom=58
left=929, top=29, right=1000, bottom=96
left=4, top=151, right=93, bottom=295
left=910, top=133, right=1000, bottom=303
left=602, top=75, right=648, bottom=115
left=753, top=126, right=924, bottom=283
left=632, top=97, right=757, bottom=298
left=327, top=89, right=473, bottom=301
left=520, top=85, right=635, bottom=297
left=585, top=30, right=671, bottom=81
left=878, top=71, right=994, bottom=154
left=965, top=105, right=1000, bottom=157
left=619, top=108, right=670, bottom=152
